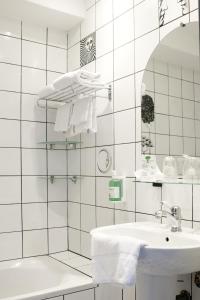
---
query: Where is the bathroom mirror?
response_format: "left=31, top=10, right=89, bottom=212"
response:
left=141, top=22, right=200, bottom=171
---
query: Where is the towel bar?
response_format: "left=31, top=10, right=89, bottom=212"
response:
left=37, top=84, right=112, bottom=109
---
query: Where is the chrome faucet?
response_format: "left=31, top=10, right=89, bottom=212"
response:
left=155, top=201, right=182, bottom=232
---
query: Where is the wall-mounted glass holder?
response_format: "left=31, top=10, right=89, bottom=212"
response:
left=39, top=175, right=80, bottom=184
left=38, top=140, right=81, bottom=150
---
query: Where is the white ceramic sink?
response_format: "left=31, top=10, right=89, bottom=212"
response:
left=92, top=222, right=200, bottom=276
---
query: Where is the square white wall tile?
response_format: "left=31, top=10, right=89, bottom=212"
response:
left=48, top=28, right=67, bottom=49
left=22, top=40, right=46, bottom=69
left=0, top=63, right=20, bottom=92
left=96, top=0, right=113, bottom=29
left=96, top=23, right=113, bottom=58
left=96, top=52, right=113, bottom=83
left=48, top=202, right=68, bottom=228
left=0, top=36, right=21, bottom=64
left=22, top=22, right=46, bottom=44
left=22, top=176, right=47, bottom=203
left=0, top=148, right=20, bottom=175
left=96, top=207, right=114, bottom=227
left=68, top=149, right=80, bottom=175
left=115, top=210, right=134, bottom=224
left=136, top=183, right=161, bottom=215
left=0, top=119, right=20, bottom=147
left=48, top=178, right=67, bottom=202
left=0, top=17, right=21, bottom=38
left=162, top=184, right=192, bottom=220
left=49, top=227, right=68, bottom=253
left=115, top=143, right=135, bottom=176
left=0, top=91, right=20, bottom=120
left=68, top=228, right=81, bottom=253
left=81, top=231, right=91, bottom=258
left=96, top=114, right=114, bottom=146
left=81, top=204, right=96, bottom=232
left=114, top=9, right=134, bottom=49
left=114, top=42, right=134, bottom=80
left=114, top=75, right=135, bottom=112
left=68, top=43, right=80, bottom=71
left=0, top=177, right=21, bottom=204
left=113, top=0, right=133, bottom=18
left=47, top=46, right=67, bottom=73
left=21, top=121, right=46, bottom=148
left=81, top=6, right=95, bottom=39
left=22, top=149, right=46, bottom=175
left=48, top=150, right=67, bottom=175
left=135, top=30, right=159, bottom=72
left=68, top=202, right=80, bottom=229
left=81, top=177, right=95, bottom=205
left=134, top=0, right=158, bottom=38
left=23, top=203, right=47, bottom=230
left=0, top=232, right=22, bottom=261
left=0, top=204, right=21, bottom=232
left=81, top=148, right=95, bottom=176
left=23, top=229, right=48, bottom=257
left=68, top=26, right=80, bottom=49
left=22, top=67, right=46, bottom=94
left=68, top=179, right=81, bottom=203
left=115, top=109, right=135, bottom=144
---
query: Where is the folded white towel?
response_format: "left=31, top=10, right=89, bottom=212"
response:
left=38, top=85, right=55, bottom=99
left=91, top=231, right=146, bottom=287
left=65, top=96, right=97, bottom=137
left=53, top=70, right=105, bottom=91
left=70, top=96, right=92, bottom=126
left=54, top=103, right=72, bottom=132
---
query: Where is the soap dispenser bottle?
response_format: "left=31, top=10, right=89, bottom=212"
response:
left=109, top=170, right=123, bottom=202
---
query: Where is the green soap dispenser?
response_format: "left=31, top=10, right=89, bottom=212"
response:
left=109, top=170, right=123, bottom=202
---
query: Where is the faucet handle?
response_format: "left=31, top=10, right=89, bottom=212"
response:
left=155, top=210, right=166, bottom=219
left=171, top=206, right=181, bottom=218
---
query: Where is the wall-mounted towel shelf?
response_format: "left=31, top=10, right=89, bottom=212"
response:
left=38, top=140, right=81, bottom=150
left=39, top=175, right=80, bottom=184
left=37, top=83, right=112, bottom=109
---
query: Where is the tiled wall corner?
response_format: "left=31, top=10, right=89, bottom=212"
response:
left=0, top=17, right=68, bottom=261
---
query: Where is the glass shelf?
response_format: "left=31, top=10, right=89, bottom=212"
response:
left=38, top=140, right=81, bottom=150
left=136, top=178, right=200, bottom=186
left=39, top=175, right=81, bottom=184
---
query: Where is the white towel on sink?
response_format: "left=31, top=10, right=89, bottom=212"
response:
left=91, top=231, right=146, bottom=286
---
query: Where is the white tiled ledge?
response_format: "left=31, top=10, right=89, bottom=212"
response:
left=50, top=251, right=93, bottom=278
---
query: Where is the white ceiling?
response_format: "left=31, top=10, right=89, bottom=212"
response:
left=151, top=22, right=199, bottom=71
left=0, top=0, right=86, bottom=31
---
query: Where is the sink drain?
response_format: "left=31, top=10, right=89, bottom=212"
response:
left=165, top=237, right=169, bottom=242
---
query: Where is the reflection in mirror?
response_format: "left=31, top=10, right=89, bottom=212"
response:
left=141, top=22, right=200, bottom=174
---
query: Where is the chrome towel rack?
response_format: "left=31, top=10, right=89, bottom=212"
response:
left=37, top=83, right=112, bottom=109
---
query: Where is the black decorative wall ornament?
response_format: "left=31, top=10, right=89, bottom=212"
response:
left=159, top=0, right=168, bottom=27
left=141, top=94, right=155, bottom=124
left=177, top=0, right=188, bottom=15
left=159, top=0, right=188, bottom=27
left=80, top=32, right=96, bottom=67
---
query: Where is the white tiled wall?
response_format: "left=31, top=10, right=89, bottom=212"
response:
left=0, top=18, right=68, bottom=260
left=66, top=0, right=200, bottom=299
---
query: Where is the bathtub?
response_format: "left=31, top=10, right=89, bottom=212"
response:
left=0, top=256, right=94, bottom=300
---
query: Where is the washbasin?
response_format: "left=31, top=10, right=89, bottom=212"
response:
left=92, top=222, right=200, bottom=276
